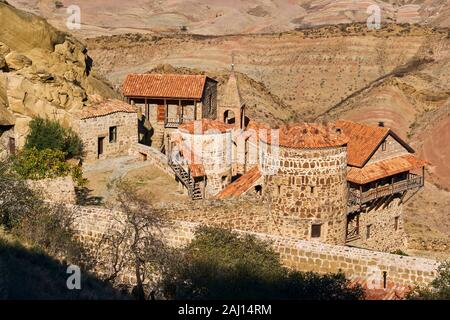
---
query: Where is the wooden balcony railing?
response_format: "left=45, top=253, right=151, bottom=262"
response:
left=165, top=116, right=195, bottom=128
left=348, top=173, right=424, bottom=208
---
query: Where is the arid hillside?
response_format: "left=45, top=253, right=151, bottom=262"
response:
left=8, top=0, right=450, bottom=37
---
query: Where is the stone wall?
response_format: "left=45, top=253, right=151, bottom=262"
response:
left=28, top=176, right=76, bottom=204
left=74, top=112, right=137, bottom=163
left=354, top=197, right=408, bottom=252
left=129, top=143, right=174, bottom=177
left=178, top=130, right=233, bottom=197
left=69, top=205, right=439, bottom=288
left=263, top=143, right=348, bottom=245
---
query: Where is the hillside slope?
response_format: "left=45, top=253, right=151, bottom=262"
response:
left=0, top=1, right=119, bottom=146
left=8, top=0, right=450, bottom=37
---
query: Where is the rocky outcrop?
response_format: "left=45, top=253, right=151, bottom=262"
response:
left=0, top=1, right=120, bottom=148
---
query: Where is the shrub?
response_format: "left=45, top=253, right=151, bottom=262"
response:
left=12, top=148, right=87, bottom=186
left=160, top=226, right=364, bottom=300
left=24, top=117, right=82, bottom=159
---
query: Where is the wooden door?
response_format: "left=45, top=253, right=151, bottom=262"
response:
left=157, top=104, right=165, bottom=122
left=98, top=137, right=105, bottom=158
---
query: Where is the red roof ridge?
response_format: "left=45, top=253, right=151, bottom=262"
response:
left=179, top=119, right=234, bottom=134
left=78, top=98, right=136, bottom=120
left=261, top=122, right=349, bottom=149
left=216, top=166, right=262, bottom=199
left=347, top=154, right=427, bottom=184
left=335, top=120, right=414, bottom=168
left=122, top=73, right=212, bottom=99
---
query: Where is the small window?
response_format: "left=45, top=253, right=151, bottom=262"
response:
left=381, top=141, right=387, bottom=151
left=255, top=185, right=262, bottom=196
left=394, top=217, right=399, bottom=231
left=311, top=224, right=322, bottom=238
left=277, top=185, right=281, bottom=196
left=310, top=186, right=315, bottom=194
left=366, top=225, right=372, bottom=239
left=109, top=126, right=117, bottom=143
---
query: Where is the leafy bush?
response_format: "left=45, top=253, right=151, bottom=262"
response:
left=24, top=117, right=82, bottom=159
left=12, top=148, right=87, bottom=186
left=160, top=226, right=364, bottom=300
left=407, top=262, right=450, bottom=300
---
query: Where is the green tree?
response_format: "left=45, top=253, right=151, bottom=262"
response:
left=24, top=117, right=82, bottom=159
left=407, top=262, right=450, bottom=300
left=160, top=226, right=364, bottom=300
left=12, top=148, right=87, bottom=186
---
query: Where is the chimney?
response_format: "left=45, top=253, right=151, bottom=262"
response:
left=378, top=121, right=385, bottom=127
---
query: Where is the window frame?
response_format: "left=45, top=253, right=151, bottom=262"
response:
left=109, top=126, right=118, bottom=143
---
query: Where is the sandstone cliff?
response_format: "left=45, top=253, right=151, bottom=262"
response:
left=0, top=1, right=119, bottom=147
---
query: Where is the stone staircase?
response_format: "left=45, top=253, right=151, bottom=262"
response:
left=151, top=127, right=165, bottom=150
left=169, top=160, right=203, bottom=200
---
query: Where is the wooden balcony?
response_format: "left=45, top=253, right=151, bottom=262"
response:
left=165, top=116, right=195, bottom=128
left=348, top=173, right=424, bottom=209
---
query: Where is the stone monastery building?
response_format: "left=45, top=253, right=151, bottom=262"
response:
left=1, top=68, right=426, bottom=254
left=119, top=70, right=427, bottom=252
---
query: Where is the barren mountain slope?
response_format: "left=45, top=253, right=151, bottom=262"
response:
left=86, top=24, right=446, bottom=121
left=8, top=0, right=450, bottom=37
left=0, top=1, right=118, bottom=146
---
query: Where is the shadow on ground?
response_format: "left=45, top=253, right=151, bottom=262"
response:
left=0, top=237, right=128, bottom=299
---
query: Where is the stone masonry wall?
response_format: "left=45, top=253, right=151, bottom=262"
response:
left=129, top=143, right=174, bottom=177
left=75, top=112, right=137, bottom=163
left=69, top=205, right=439, bottom=288
left=357, top=197, right=408, bottom=252
left=28, top=176, right=76, bottom=204
left=263, top=144, right=348, bottom=245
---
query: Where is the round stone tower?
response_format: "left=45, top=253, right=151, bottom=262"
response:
left=178, top=119, right=233, bottom=198
left=260, top=123, right=349, bottom=245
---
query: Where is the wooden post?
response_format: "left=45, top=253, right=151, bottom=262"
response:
left=179, top=99, right=183, bottom=124
left=145, top=98, right=148, bottom=119
left=164, top=99, right=168, bottom=126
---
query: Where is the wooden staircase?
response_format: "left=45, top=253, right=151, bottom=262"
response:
left=169, top=159, right=203, bottom=200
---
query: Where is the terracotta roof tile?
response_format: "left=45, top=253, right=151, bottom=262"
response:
left=179, top=119, right=234, bottom=134
left=261, top=123, right=349, bottom=149
left=122, top=74, right=208, bottom=99
left=216, top=166, right=262, bottom=199
left=347, top=154, right=427, bottom=184
left=189, top=163, right=206, bottom=177
left=78, top=99, right=136, bottom=120
left=336, top=120, right=399, bottom=167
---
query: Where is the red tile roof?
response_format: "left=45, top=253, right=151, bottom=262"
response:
left=122, top=74, right=208, bottom=99
left=78, top=99, right=136, bottom=120
left=179, top=119, right=234, bottom=134
left=347, top=154, right=427, bottom=184
left=261, top=123, right=349, bottom=149
left=216, top=166, right=262, bottom=199
left=335, top=120, right=414, bottom=168
left=189, top=163, right=206, bottom=177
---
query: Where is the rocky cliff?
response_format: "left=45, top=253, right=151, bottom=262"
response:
left=0, top=1, right=119, bottom=147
